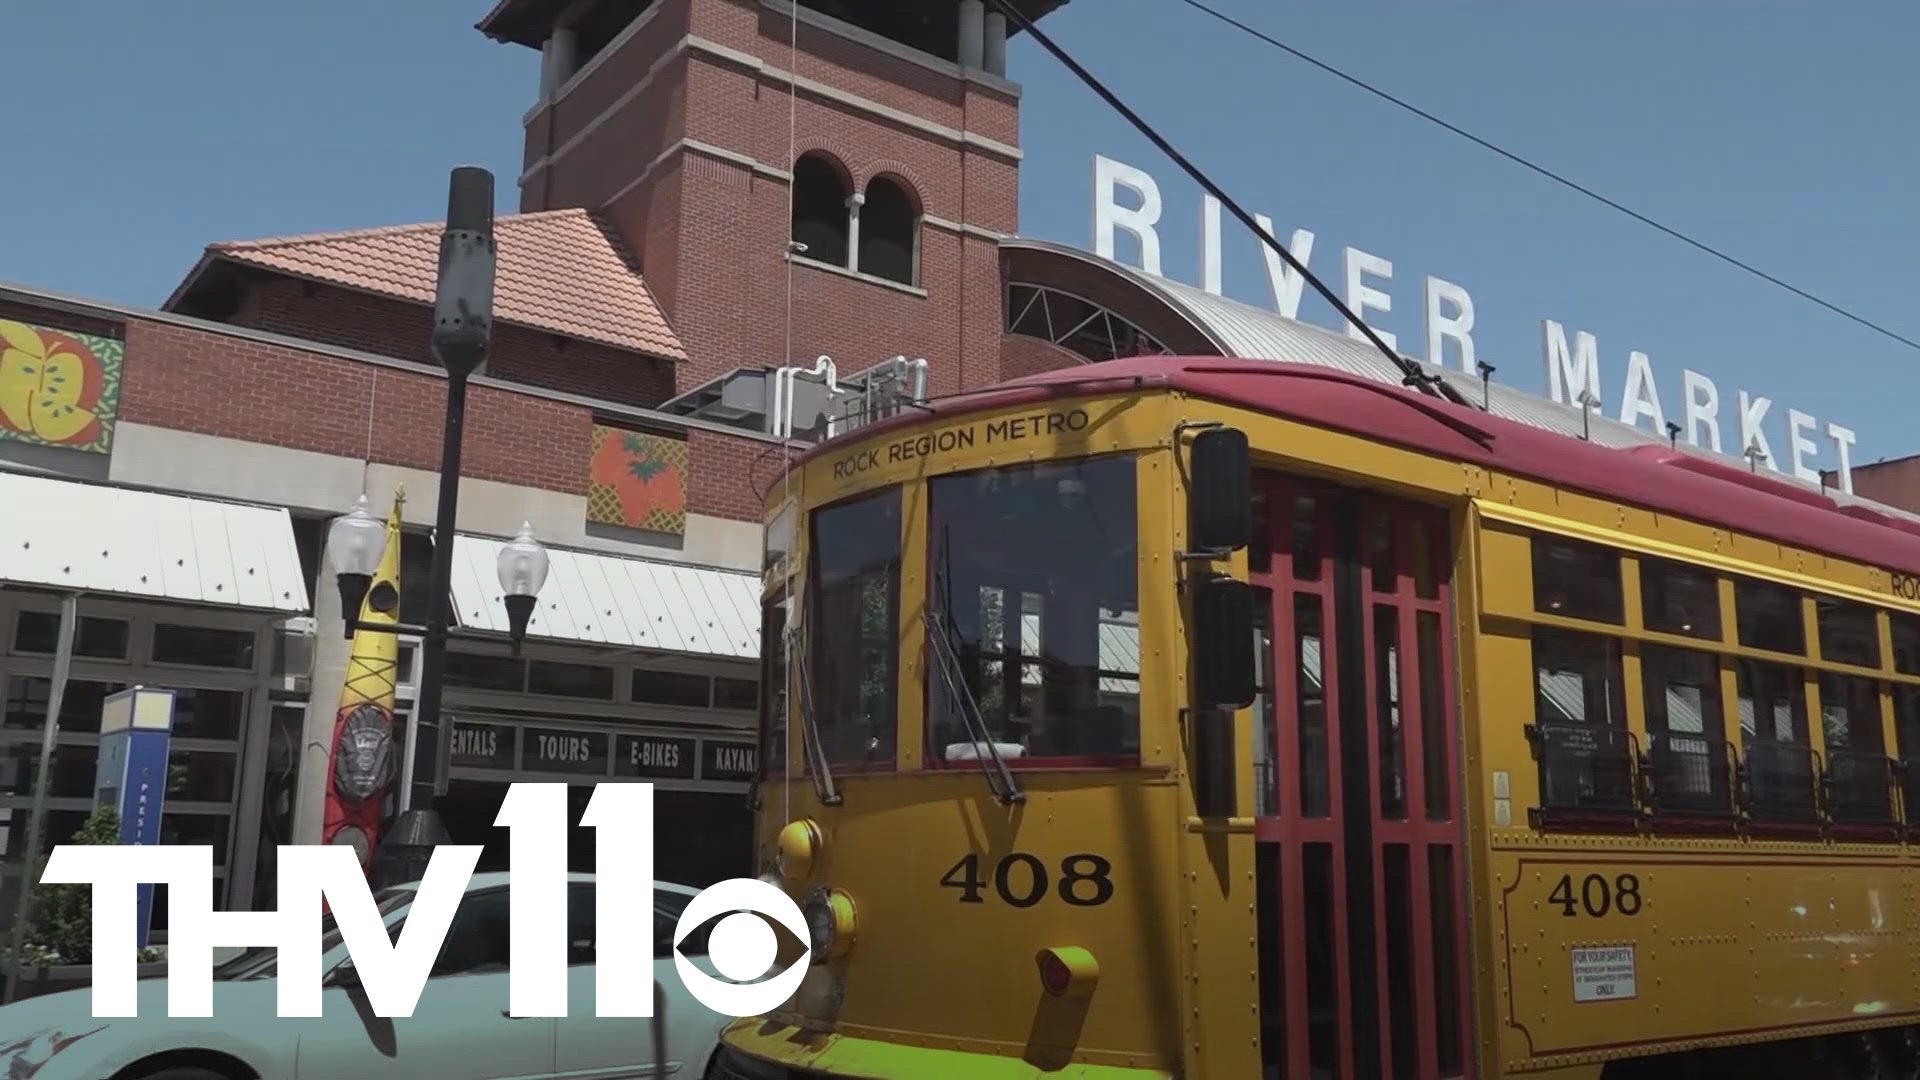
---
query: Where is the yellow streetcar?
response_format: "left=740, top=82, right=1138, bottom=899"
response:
left=712, top=355, right=1920, bottom=1080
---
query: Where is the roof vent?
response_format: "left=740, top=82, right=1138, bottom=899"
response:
left=1623, top=445, right=1836, bottom=511
left=1836, top=503, right=1920, bottom=542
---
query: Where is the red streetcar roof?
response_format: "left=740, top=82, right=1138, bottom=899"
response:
left=802, top=356, right=1920, bottom=579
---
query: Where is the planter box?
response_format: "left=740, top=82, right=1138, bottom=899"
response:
left=3, top=961, right=166, bottom=1002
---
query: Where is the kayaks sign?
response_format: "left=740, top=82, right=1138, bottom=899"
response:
left=829, top=407, right=1093, bottom=481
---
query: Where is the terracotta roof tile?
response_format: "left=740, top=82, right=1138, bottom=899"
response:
left=203, top=208, right=685, bottom=361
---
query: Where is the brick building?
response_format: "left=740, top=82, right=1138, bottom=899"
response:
left=1826, top=455, right=1920, bottom=515
left=0, top=0, right=1097, bottom=931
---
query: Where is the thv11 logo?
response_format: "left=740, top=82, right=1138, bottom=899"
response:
left=40, top=782, right=809, bottom=1019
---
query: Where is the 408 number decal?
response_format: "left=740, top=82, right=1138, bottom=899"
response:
left=940, top=853, right=1114, bottom=907
left=1548, top=872, right=1642, bottom=917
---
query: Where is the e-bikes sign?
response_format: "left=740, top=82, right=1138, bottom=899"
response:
left=41, top=783, right=809, bottom=1019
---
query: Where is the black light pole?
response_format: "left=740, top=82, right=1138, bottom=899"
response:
left=326, top=167, right=537, bottom=889
left=392, top=165, right=495, bottom=884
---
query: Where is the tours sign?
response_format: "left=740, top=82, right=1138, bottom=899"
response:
left=1089, top=153, right=1860, bottom=493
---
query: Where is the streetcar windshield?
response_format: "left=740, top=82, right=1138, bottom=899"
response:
left=805, top=487, right=903, bottom=769
left=926, top=454, right=1140, bottom=764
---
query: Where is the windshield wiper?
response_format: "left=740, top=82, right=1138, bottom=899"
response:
left=790, top=622, right=843, bottom=807
left=924, top=555, right=1024, bottom=805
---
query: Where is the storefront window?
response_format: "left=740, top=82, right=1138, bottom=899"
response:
left=152, top=624, right=256, bottom=670
left=806, top=488, right=902, bottom=768
left=167, top=747, right=240, bottom=803
left=0, top=742, right=98, bottom=798
left=11, top=610, right=130, bottom=660
left=445, top=651, right=525, bottom=692
left=161, top=812, right=232, bottom=865
left=169, top=687, right=247, bottom=741
left=631, top=669, right=711, bottom=707
left=3, top=678, right=129, bottom=734
left=0, top=808, right=91, bottom=866
left=925, top=455, right=1140, bottom=765
left=526, top=659, right=615, bottom=700
left=714, top=676, right=757, bottom=710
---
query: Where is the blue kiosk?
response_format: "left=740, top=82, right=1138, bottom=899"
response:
left=93, top=686, right=176, bottom=949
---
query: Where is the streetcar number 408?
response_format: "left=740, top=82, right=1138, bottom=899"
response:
left=940, top=853, right=1114, bottom=907
left=1548, top=872, right=1643, bottom=918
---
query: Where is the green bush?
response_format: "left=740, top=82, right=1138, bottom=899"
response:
left=24, top=804, right=122, bottom=965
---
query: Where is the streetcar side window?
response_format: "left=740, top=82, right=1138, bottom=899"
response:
left=758, top=591, right=790, bottom=779
left=1892, top=612, right=1920, bottom=676
left=1640, top=644, right=1734, bottom=816
left=1735, top=658, right=1819, bottom=823
left=924, top=454, right=1141, bottom=767
left=1529, top=626, right=1634, bottom=816
left=806, top=488, right=903, bottom=769
left=1639, top=557, right=1720, bottom=641
left=1532, top=536, right=1624, bottom=625
left=1815, top=597, right=1881, bottom=669
left=1531, top=626, right=1626, bottom=728
left=1732, top=576, right=1806, bottom=656
left=1820, top=672, right=1896, bottom=826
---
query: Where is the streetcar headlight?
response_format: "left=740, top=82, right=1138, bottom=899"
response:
left=803, top=886, right=856, bottom=962
left=776, top=819, right=823, bottom=881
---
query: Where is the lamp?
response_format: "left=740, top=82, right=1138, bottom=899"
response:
left=497, top=521, right=549, bottom=656
left=328, top=494, right=390, bottom=637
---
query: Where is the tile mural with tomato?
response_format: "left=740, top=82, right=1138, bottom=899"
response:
left=587, top=425, right=689, bottom=535
left=0, top=318, right=124, bottom=454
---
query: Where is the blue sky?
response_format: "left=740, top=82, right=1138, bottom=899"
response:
left=5, top=1, right=1916, bottom=470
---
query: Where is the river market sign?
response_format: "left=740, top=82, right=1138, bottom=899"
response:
left=1089, top=154, right=1859, bottom=494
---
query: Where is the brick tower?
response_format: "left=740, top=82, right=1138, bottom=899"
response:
left=480, top=0, right=1063, bottom=399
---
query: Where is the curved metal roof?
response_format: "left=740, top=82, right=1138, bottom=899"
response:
left=1000, top=237, right=1917, bottom=524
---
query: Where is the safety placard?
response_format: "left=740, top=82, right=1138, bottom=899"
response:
left=1570, top=945, right=1637, bottom=1003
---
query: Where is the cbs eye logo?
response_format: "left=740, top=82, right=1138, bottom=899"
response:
left=673, top=878, right=810, bottom=1016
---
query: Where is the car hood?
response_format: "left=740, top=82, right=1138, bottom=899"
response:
left=0, top=974, right=298, bottom=1033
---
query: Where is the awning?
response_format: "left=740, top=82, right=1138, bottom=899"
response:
left=448, top=534, right=762, bottom=659
left=0, top=471, right=310, bottom=613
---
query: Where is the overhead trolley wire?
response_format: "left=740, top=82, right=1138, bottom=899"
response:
left=1174, top=0, right=1920, bottom=355
left=985, top=0, right=1467, bottom=405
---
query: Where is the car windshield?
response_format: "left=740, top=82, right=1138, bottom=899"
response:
left=213, top=887, right=415, bottom=981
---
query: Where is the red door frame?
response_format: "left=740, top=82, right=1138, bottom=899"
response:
left=1251, top=475, right=1475, bottom=1080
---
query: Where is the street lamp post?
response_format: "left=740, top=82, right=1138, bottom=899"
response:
left=325, top=165, right=552, bottom=889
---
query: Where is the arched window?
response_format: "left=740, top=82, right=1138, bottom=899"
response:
left=858, top=176, right=920, bottom=287
left=791, top=153, right=852, bottom=268
left=1003, top=283, right=1172, bottom=363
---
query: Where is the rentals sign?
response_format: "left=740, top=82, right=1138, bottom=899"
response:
left=1089, top=154, right=1859, bottom=493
